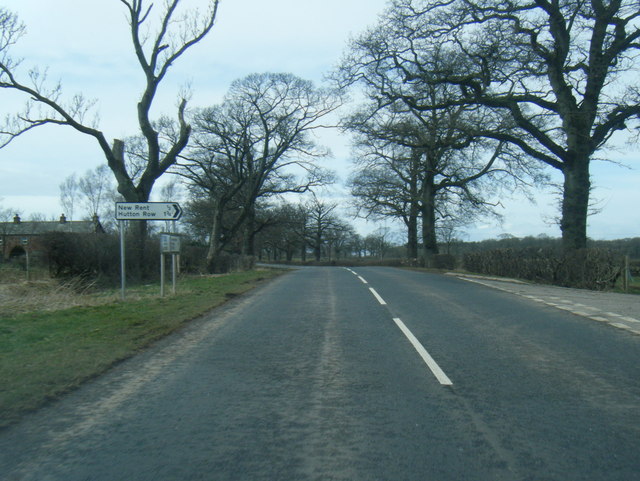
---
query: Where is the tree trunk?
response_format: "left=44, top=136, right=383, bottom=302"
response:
left=407, top=164, right=420, bottom=262
left=300, top=225, right=307, bottom=262
left=242, top=206, right=256, bottom=256
left=420, top=176, right=439, bottom=266
left=560, top=158, right=590, bottom=251
left=406, top=208, right=419, bottom=262
left=206, top=202, right=223, bottom=267
left=127, top=219, right=148, bottom=281
left=314, top=225, right=322, bottom=261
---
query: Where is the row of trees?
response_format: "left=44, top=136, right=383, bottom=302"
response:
left=176, top=72, right=341, bottom=268
left=185, top=197, right=395, bottom=264
left=2, top=0, right=640, bottom=272
left=338, top=0, right=640, bottom=256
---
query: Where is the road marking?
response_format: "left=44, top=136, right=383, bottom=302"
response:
left=456, top=275, right=639, bottom=336
left=393, top=318, right=453, bottom=386
left=612, top=322, right=633, bottom=331
left=369, top=287, right=387, bottom=305
left=555, top=305, right=576, bottom=311
left=357, top=276, right=453, bottom=385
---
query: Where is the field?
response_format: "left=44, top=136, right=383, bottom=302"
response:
left=0, top=266, right=283, bottom=428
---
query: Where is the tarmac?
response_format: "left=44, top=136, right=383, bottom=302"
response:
left=450, top=273, right=640, bottom=337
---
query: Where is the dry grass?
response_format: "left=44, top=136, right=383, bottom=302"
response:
left=0, top=265, right=191, bottom=317
left=0, top=266, right=117, bottom=317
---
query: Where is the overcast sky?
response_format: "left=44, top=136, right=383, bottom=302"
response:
left=1, top=0, right=638, bottom=241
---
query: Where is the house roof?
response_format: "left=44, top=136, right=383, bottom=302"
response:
left=0, top=216, right=104, bottom=236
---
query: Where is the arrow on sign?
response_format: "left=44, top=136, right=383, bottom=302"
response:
left=115, top=202, right=183, bottom=221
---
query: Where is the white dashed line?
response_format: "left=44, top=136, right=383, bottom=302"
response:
left=393, top=318, right=453, bottom=386
left=369, top=287, right=387, bottom=305
left=345, top=269, right=453, bottom=385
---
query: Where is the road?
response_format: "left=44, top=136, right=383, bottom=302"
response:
left=1, top=267, right=638, bottom=480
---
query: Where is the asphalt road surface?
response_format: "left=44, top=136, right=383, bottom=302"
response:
left=1, top=267, right=638, bottom=480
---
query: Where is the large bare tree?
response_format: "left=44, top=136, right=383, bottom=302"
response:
left=1, top=1, right=220, bottom=263
left=180, top=72, right=340, bottom=260
left=378, top=0, right=640, bottom=250
left=336, top=13, right=540, bottom=263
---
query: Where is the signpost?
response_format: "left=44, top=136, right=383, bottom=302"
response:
left=21, top=237, right=30, bottom=281
left=116, top=202, right=182, bottom=300
left=160, top=234, right=181, bottom=296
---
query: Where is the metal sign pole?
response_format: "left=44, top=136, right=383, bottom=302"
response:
left=172, top=253, right=177, bottom=294
left=171, top=219, right=177, bottom=293
left=160, top=253, right=166, bottom=297
left=120, top=220, right=126, bottom=301
left=25, top=249, right=30, bottom=282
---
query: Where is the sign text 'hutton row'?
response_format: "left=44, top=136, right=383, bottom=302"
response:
left=115, top=202, right=182, bottom=221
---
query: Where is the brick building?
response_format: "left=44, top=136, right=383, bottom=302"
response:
left=0, top=214, right=105, bottom=262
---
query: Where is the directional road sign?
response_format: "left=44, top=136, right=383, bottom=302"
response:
left=115, top=202, right=182, bottom=221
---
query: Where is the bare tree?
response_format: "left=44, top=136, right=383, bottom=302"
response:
left=78, top=165, right=113, bottom=219
left=305, top=195, right=341, bottom=261
left=59, top=173, right=79, bottom=220
left=179, top=153, right=246, bottom=266
left=180, top=72, right=340, bottom=259
left=0, top=8, right=23, bottom=125
left=0, top=1, right=220, bottom=273
left=337, top=16, right=539, bottom=263
left=0, top=199, right=17, bottom=224
left=379, top=0, right=640, bottom=250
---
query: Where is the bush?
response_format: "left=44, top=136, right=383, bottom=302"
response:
left=463, top=247, right=623, bottom=290
left=428, top=254, right=457, bottom=270
left=41, top=232, right=161, bottom=285
left=555, top=249, right=623, bottom=290
left=179, top=244, right=209, bottom=274
left=43, top=232, right=120, bottom=282
left=207, top=253, right=256, bottom=274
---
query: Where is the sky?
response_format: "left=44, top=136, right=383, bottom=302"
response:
left=0, top=0, right=639, bottom=242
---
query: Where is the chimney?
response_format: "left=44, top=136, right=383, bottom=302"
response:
left=13, top=214, right=20, bottom=224
left=59, top=214, right=67, bottom=224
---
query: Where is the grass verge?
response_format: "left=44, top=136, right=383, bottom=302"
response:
left=0, top=269, right=283, bottom=428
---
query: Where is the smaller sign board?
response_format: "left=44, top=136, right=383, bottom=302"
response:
left=160, top=234, right=181, bottom=254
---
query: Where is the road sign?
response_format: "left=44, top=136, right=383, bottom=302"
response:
left=160, top=234, right=181, bottom=253
left=116, top=201, right=182, bottom=300
left=115, top=202, right=182, bottom=221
